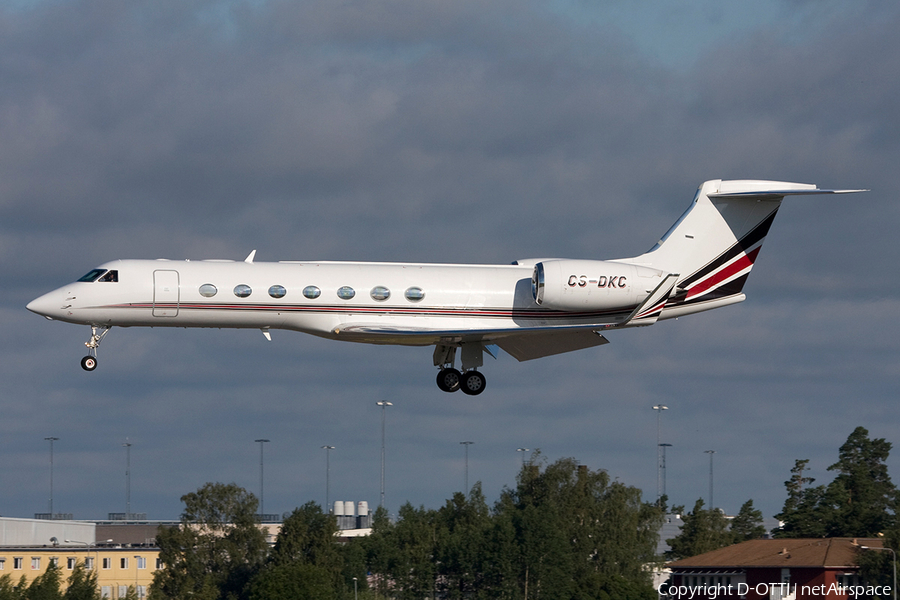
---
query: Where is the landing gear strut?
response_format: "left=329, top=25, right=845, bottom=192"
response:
left=81, top=325, right=110, bottom=371
left=433, top=343, right=487, bottom=395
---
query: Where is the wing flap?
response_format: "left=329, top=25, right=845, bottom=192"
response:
left=495, top=330, right=609, bottom=362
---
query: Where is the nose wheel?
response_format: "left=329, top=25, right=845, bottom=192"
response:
left=81, top=325, right=110, bottom=372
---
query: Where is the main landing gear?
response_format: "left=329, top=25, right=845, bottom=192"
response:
left=434, top=343, right=488, bottom=396
left=81, top=325, right=110, bottom=371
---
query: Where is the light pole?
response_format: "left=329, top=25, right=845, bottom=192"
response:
left=321, top=445, right=334, bottom=512
left=516, top=448, right=530, bottom=467
left=858, top=545, right=897, bottom=600
left=659, top=443, right=672, bottom=502
left=45, top=437, right=59, bottom=516
left=704, top=450, right=715, bottom=510
left=652, top=405, right=668, bottom=505
left=376, top=401, right=392, bottom=508
left=122, top=441, right=132, bottom=520
left=134, top=555, right=141, bottom=598
left=254, top=439, right=270, bottom=519
left=353, top=576, right=358, bottom=600
left=460, top=441, right=474, bottom=492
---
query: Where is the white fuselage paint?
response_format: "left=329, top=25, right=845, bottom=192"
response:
left=28, top=259, right=642, bottom=347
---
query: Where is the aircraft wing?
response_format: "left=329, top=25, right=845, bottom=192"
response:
left=333, top=322, right=612, bottom=361
left=492, top=330, right=609, bottom=361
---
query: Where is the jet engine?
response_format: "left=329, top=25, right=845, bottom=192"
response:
left=532, top=259, right=664, bottom=311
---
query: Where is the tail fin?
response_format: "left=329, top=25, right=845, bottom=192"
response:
left=624, top=179, right=865, bottom=318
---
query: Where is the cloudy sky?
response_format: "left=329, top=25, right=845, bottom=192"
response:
left=2, top=0, right=898, bottom=525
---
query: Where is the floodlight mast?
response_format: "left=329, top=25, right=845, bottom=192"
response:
left=45, top=437, right=59, bottom=516
left=652, top=405, right=668, bottom=505
left=254, top=439, right=270, bottom=519
left=460, top=441, right=474, bottom=492
left=376, top=401, right=392, bottom=508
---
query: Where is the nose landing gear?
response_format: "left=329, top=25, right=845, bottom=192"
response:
left=81, top=326, right=110, bottom=371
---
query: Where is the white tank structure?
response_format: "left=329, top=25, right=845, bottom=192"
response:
left=333, top=501, right=345, bottom=517
left=357, top=501, right=371, bottom=529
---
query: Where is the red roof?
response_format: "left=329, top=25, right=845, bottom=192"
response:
left=668, top=538, right=884, bottom=569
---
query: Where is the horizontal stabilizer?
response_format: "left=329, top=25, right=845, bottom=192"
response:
left=708, top=188, right=867, bottom=200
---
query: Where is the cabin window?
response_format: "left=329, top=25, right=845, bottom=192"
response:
left=77, top=269, right=106, bottom=283
left=268, top=285, right=287, bottom=299
left=371, top=286, right=390, bottom=301
left=337, top=286, right=355, bottom=300
left=302, top=286, right=321, bottom=299
left=234, top=284, right=252, bottom=298
left=405, top=287, right=425, bottom=302
left=98, top=270, right=118, bottom=282
left=199, top=284, right=218, bottom=298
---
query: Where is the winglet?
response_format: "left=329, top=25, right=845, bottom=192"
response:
left=245, top=250, right=257, bottom=263
left=623, top=273, right=680, bottom=325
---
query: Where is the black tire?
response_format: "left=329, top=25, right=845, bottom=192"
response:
left=81, top=356, right=98, bottom=371
left=460, top=371, right=486, bottom=396
left=436, top=368, right=461, bottom=392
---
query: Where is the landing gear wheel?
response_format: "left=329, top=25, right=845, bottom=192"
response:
left=436, top=368, right=462, bottom=393
left=81, top=356, right=98, bottom=371
left=460, top=371, right=486, bottom=396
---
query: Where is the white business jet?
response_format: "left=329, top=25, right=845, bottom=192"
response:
left=27, top=179, right=863, bottom=395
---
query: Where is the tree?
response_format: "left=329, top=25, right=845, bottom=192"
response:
left=63, top=563, right=101, bottom=600
left=433, top=485, right=492, bottom=598
left=0, top=575, right=27, bottom=600
left=826, top=426, right=898, bottom=536
left=730, top=500, right=766, bottom=541
left=666, top=499, right=733, bottom=560
left=246, top=501, right=342, bottom=599
left=775, top=428, right=898, bottom=538
left=150, top=482, right=268, bottom=600
left=25, top=562, right=62, bottom=600
left=498, top=456, right=663, bottom=600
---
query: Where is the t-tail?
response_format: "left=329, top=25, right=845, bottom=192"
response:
left=623, top=179, right=866, bottom=320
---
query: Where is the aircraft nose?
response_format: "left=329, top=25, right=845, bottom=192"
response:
left=27, top=291, right=65, bottom=319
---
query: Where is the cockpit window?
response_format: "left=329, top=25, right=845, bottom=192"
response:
left=98, top=270, right=118, bottom=282
left=77, top=269, right=107, bottom=283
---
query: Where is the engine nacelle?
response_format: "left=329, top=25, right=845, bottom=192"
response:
left=532, top=259, right=664, bottom=311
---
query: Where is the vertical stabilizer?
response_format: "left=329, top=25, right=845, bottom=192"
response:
left=622, top=180, right=860, bottom=318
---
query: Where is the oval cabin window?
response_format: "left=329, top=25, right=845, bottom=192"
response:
left=371, top=286, right=391, bottom=301
left=405, top=287, right=425, bottom=302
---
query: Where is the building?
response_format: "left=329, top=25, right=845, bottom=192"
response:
left=1, top=509, right=374, bottom=599
left=1, top=517, right=160, bottom=599
left=0, top=543, right=159, bottom=599
left=664, top=537, right=885, bottom=599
